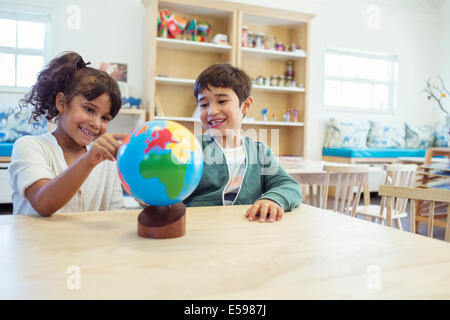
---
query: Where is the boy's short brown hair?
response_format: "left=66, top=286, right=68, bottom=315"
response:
left=194, top=63, right=252, bottom=105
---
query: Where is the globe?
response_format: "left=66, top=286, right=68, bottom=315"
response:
left=117, top=120, right=203, bottom=206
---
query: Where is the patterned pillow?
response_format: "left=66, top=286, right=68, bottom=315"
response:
left=434, top=120, right=450, bottom=147
left=0, top=105, right=47, bottom=142
left=324, top=118, right=370, bottom=149
left=367, top=121, right=406, bottom=148
left=405, top=123, right=435, bottom=149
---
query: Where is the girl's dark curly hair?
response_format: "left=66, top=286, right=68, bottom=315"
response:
left=20, top=51, right=122, bottom=122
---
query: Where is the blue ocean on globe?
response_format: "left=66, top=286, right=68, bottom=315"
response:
left=117, top=120, right=203, bottom=206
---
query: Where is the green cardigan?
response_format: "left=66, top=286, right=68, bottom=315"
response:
left=183, top=135, right=302, bottom=211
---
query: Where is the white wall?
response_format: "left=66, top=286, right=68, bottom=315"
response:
left=0, top=0, right=145, bottom=107
left=228, top=0, right=446, bottom=159
left=437, top=0, right=450, bottom=107
left=1, top=0, right=447, bottom=159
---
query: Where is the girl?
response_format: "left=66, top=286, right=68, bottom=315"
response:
left=8, top=51, right=126, bottom=216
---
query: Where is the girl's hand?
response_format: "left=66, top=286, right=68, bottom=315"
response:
left=245, top=199, right=284, bottom=223
left=84, top=133, right=127, bottom=167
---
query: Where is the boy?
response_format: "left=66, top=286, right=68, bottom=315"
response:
left=183, top=63, right=302, bottom=222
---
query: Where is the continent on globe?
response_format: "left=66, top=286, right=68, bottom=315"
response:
left=145, top=128, right=178, bottom=153
left=139, top=152, right=187, bottom=200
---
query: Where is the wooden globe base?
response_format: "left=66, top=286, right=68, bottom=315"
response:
left=137, top=202, right=186, bottom=239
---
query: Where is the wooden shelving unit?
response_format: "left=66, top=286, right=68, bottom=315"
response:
left=142, top=0, right=313, bottom=157
left=118, top=108, right=146, bottom=122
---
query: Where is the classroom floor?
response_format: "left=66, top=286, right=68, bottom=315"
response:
left=0, top=195, right=446, bottom=241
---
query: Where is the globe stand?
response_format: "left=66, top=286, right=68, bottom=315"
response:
left=137, top=202, right=186, bottom=239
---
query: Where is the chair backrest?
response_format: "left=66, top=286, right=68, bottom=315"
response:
left=380, top=164, right=418, bottom=217
left=378, top=185, right=450, bottom=242
left=289, top=171, right=326, bottom=207
left=323, top=165, right=370, bottom=215
left=384, top=164, right=417, bottom=187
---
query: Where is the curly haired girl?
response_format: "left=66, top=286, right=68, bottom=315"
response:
left=9, top=51, right=127, bottom=216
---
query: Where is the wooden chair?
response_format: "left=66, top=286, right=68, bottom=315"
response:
left=378, top=185, right=450, bottom=241
left=322, top=165, right=370, bottom=216
left=289, top=171, right=326, bottom=207
left=354, top=164, right=417, bottom=229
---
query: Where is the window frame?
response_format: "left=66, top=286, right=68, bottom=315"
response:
left=0, top=4, right=52, bottom=93
left=324, top=48, right=398, bottom=114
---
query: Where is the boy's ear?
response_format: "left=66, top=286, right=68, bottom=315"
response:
left=241, top=96, right=253, bottom=114
left=55, top=92, right=67, bottom=113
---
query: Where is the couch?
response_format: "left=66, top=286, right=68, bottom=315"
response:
left=322, top=118, right=449, bottom=164
left=0, top=105, right=47, bottom=204
left=0, top=105, right=47, bottom=160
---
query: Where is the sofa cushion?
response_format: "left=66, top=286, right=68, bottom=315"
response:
left=322, top=147, right=426, bottom=158
left=0, top=105, right=47, bottom=142
left=324, top=118, right=370, bottom=149
left=0, top=142, right=14, bottom=157
left=367, top=121, right=405, bottom=148
left=434, top=120, right=449, bottom=147
left=405, top=123, right=435, bottom=149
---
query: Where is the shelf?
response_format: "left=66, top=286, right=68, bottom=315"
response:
left=155, top=77, right=305, bottom=93
left=155, top=76, right=195, bottom=86
left=119, top=108, right=146, bottom=121
left=154, top=116, right=304, bottom=127
left=252, top=84, right=305, bottom=93
left=157, top=38, right=232, bottom=53
left=155, top=116, right=200, bottom=122
left=119, top=108, right=145, bottom=116
left=241, top=47, right=306, bottom=60
left=242, top=120, right=304, bottom=127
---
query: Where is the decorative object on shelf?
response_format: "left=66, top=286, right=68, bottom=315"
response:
left=272, top=114, right=278, bottom=121
left=255, top=32, right=265, bottom=49
left=117, top=120, right=203, bottom=239
left=247, top=31, right=254, bottom=48
left=242, top=26, right=248, bottom=47
left=212, top=33, right=228, bottom=44
left=265, top=35, right=275, bottom=50
left=157, top=10, right=187, bottom=39
left=292, top=108, right=299, bottom=122
left=285, top=60, right=295, bottom=87
left=122, top=97, right=142, bottom=109
left=255, top=75, right=264, bottom=86
left=275, top=42, right=284, bottom=51
left=270, top=75, right=278, bottom=87
left=279, top=75, right=285, bottom=87
left=196, top=22, right=211, bottom=42
left=262, top=108, right=268, bottom=121
left=154, top=93, right=164, bottom=116
left=264, top=76, right=271, bottom=86
left=283, top=108, right=291, bottom=122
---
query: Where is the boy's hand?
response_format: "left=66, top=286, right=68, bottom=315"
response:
left=84, top=133, right=127, bottom=166
left=245, top=199, right=284, bottom=223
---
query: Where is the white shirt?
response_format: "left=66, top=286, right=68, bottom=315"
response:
left=222, top=145, right=247, bottom=205
left=8, top=132, right=124, bottom=215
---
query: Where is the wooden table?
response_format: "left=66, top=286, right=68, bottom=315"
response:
left=1, top=205, right=450, bottom=299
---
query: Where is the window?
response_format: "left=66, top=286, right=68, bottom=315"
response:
left=324, top=48, right=397, bottom=112
left=0, top=5, right=51, bottom=90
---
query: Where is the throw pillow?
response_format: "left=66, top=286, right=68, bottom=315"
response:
left=405, top=123, right=435, bottom=149
left=0, top=105, right=47, bottom=142
left=324, top=118, right=370, bottom=149
left=434, top=120, right=450, bottom=147
left=367, top=121, right=405, bottom=148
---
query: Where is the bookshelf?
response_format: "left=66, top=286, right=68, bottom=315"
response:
left=142, top=0, right=313, bottom=157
